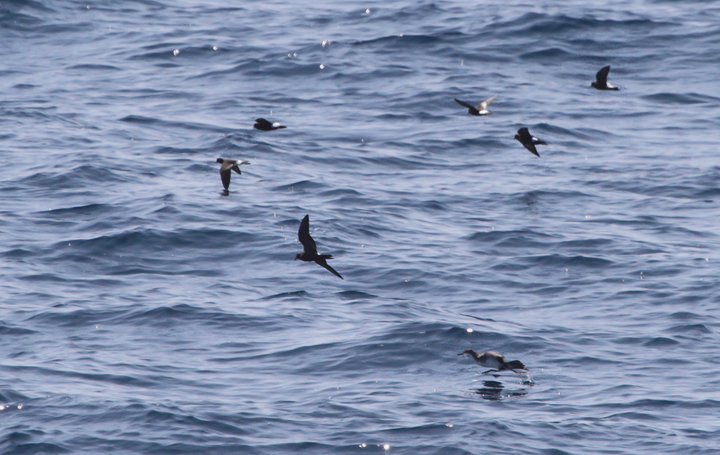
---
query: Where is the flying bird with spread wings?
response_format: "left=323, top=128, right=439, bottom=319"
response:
left=454, top=94, right=498, bottom=116
left=216, top=158, right=250, bottom=192
left=591, top=66, right=619, bottom=91
left=514, top=127, right=547, bottom=157
left=295, top=214, right=343, bottom=279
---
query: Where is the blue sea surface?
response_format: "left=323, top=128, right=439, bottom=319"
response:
left=1, top=0, right=720, bottom=453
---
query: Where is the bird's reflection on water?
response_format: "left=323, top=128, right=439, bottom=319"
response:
left=473, top=379, right=532, bottom=401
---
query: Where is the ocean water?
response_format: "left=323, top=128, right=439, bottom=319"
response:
left=1, top=0, right=720, bottom=453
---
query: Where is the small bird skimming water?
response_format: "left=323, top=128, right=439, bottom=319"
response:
left=295, top=214, right=343, bottom=279
left=514, top=127, right=547, bottom=157
left=454, top=94, right=498, bottom=116
left=254, top=118, right=286, bottom=131
left=459, top=349, right=527, bottom=374
left=591, top=65, right=619, bottom=91
left=216, top=158, right=250, bottom=192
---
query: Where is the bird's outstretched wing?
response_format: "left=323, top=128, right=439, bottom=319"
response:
left=232, top=161, right=250, bottom=174
left=479, top=94, right=498, bottom=110
left=220, top=168, right=231, bottom=190
left=596, top=66, right=610, bottom=86
left=454, top=98, right=475, bottom=110
left=298, top=214, right=317, bottom=254
left=317, top=256, right=343, bottom=279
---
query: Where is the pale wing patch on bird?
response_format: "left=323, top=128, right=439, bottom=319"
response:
left=478, top=94, right=498, bottom=110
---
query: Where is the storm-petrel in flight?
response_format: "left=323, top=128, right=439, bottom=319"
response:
left=514, top=127, right=547, bottom=157
left=295, top=214, right=343, bottom=279
left=459, top=349, right=527, bottom=374
left=454, top=94, right=498, bottom=116
left=591, top=66, right=619, bottom=91
left=216, top=158, right=250, bottom=191
left=254, top=118, right=286, bottom=131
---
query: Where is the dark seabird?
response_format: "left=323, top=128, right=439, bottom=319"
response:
left=295, top=214, right=343, bottom=279
left=459, top=349, right=527, bottom=374
left=216, top=158, right=250, bottom=191
left=454, top=94, right=498, bottom=116
left=253, top=118, right=286, bottom=131
left=591, top=65, right=619, bottom=91
left=514, top=127, right=547, bottom=157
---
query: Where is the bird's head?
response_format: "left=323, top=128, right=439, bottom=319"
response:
left=216, top=158, right=224, bottom=163
left=514, top=134, right=520, bottom=142
left=295, top=253, right=302, bottom=260
left=458, top=349, right=477, bottom=357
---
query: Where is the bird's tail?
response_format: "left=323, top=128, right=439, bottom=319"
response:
left=319, top=254, right=333, bottom=260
